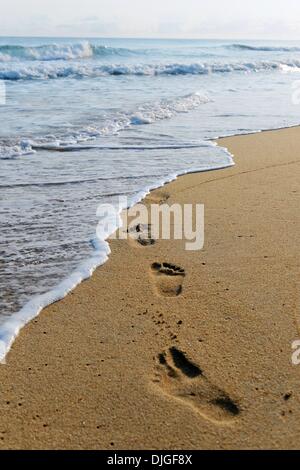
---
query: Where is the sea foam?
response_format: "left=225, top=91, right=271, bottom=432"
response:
left=1, top=60, right=300, bottom=80
left=0, top=41, right=143, bottom=62
left=0, top=92, right=210, bottom=158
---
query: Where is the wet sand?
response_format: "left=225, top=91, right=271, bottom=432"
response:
left=0, top=127, right=300, bottom=449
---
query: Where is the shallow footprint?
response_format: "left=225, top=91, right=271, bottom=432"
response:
left=136, top=224, right=155, bottom=246
left=147, top=190, right=170, bottom=205
left=128, top=224, right=155, bottom=247
left=151, top=262, right=185, bottom=297
left=153, top=347, right=240, bottom=424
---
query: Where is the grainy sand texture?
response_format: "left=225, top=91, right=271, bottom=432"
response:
left=0, top=127, right=300, bottom=449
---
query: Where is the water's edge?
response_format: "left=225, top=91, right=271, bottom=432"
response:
left=0, top=123, right=296, bottom=363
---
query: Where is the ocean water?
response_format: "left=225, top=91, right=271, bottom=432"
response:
left=1, top=37, right=300, bottom=360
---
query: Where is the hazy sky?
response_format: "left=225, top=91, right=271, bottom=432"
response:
left=2, top=0, right=300, bottom=39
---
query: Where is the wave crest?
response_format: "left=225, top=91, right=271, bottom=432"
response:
left=0, top=41, right=141, bottom=62
left=227, top=43, right=300, bottom=52
left=1, top=60, right=300, bottom=80
left=0, top=92, right=209, bottom=158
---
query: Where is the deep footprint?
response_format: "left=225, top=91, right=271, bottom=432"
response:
left=153, top=347, right=240, bottom=424
left=151, top=262, right=185, bottom=297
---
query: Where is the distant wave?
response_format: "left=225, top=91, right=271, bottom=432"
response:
left=227, top=43, right=300, bottom=52
left=0, top=41, right=140, bottom=62
left=0, top=92, right=209, bottom=158
left=1, top=60, right=300, bottom=80
left=1, top=41, right=300, bottom=64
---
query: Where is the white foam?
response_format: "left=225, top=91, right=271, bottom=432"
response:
left=0, top=42, right=140, bottom=62
left=2, top=41, right=300, bottom=64
left=0, top=239, right=111, bottom=363
left=0, top=92, right=210, bottom=157
left=0, top=140, right=36, bottom=159
left=0, top=42, right=93, bottom=62
left=2, top=60, right=300, bottom=80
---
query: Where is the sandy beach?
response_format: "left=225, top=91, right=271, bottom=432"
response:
left=1, top=126, right=300, bottom=449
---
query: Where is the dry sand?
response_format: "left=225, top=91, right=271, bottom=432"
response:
left=0, top=127, right=300, bottom=449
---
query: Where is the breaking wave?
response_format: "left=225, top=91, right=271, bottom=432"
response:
left=1, top=60, right=300, bottom=80
left=0, top=91, right=210, bottom=158
left=0, top=141, right=36, bottom=159
left=0, top=41, right=141, bottom=62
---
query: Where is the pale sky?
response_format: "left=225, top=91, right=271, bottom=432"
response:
left=1, top=0, right=300, bottom=39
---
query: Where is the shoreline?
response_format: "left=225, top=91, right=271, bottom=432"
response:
left=4, top=117, right=300, bottom=364
left=1, top=126, right=300, bottom=448
left=0, top=145, right=234, bottom=363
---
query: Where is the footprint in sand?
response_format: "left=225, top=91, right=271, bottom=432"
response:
left=128, top=224, right=155, bottom=246
left=153, top=347, right=240, bottom=424
left=151, top=262, right=185, bottom=297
